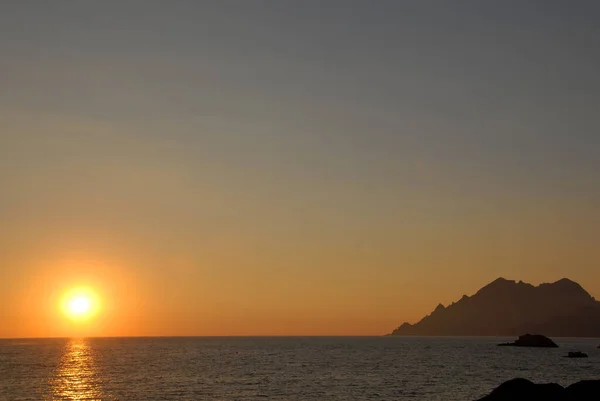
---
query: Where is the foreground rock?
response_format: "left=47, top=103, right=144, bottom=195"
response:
left=477, top=378, right=600, bottom=400
left=566, top=380, right=600, bottom=400
left=497, top=334, right=558, bottom=348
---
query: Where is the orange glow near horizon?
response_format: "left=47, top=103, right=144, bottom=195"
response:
left=1, top=247, right=599, bottom=338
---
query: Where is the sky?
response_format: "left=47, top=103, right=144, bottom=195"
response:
left=1, top=1, right=599, bottom=337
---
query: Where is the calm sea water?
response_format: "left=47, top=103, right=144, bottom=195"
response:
left=1, top=336, right=599, bottom=400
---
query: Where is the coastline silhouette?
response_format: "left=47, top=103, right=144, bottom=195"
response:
left=391, top=278, right=600, bottom=337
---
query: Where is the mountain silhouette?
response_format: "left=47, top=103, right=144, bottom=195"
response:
left=390, top=278, right=600, bottom=337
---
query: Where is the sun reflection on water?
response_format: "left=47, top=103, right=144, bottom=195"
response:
left=51, top=338, right=104, bottom=401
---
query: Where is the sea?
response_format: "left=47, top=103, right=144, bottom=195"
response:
left=1, top=336, right=599, bottom=400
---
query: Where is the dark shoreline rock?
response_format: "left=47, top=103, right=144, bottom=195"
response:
left=565, top=351, right=588, bottom=358
left=477, top=378, right=600, bottom=400
left=497, top=334, right=558, bottom=348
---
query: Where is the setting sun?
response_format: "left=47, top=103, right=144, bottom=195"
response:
left=61, top=288, right=100, bottom=322
left=68, top=296, right=91, bottom=316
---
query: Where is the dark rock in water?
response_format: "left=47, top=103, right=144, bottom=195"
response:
left=565, top=351, right=588, bottom=358
left=477, top=378, right=565, bottom=400
left=497, top=334, right=558, bottom=348
left=478, top=378, right=600, bottom=400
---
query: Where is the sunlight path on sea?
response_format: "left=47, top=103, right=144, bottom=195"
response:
left=50, top=339, right=105, bottom=401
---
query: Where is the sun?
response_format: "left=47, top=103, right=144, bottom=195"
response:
left=61, top=287, right=100, bottom=321
left=68, top=296, right=91, bottom=316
